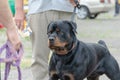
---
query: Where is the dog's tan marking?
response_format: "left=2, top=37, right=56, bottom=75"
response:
left=54, top=37, right=67, bottom=47
left=50, top=71, right=75, bottom=80
left=50, top=71, right=57, bottom=77
left=63, top=73, right=75, bottom=80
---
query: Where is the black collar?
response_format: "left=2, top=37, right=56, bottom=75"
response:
left=53, top=40, right=78, bottom=55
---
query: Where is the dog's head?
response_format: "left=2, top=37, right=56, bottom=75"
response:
left=47, top=20, right=77, bottom=55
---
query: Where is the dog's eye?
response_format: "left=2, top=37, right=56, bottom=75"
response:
left=56, top=28, right=61, bottom=34
left=56, top=31, right=64, bottom=36
left=47, top=30, right=53, bottom=34
left=56, top=31, right=60, bottom=34
left=50, top=30, right=53, bottom=33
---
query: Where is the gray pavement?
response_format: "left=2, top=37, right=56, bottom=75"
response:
left=1, top=9, right=120, bottom=80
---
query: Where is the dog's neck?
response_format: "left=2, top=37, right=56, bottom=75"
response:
left=54, top=40, right=79, bottom=78
left=65, top=41, right=76, bottom=53
left=54, top=40, right=78, bottom=55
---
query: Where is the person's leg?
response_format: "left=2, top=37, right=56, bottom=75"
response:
left=119, top=4, right=120, bottom=14
left=115, top=0, right=119, bottom=16
left=117, top=1, right=120, bottom=14
left=28, top=11, right=60, bottom=80
left=118, top=0, right=120, bottom=14
left=28, top=10, right=75, bottom=80
left=29, top=13, right=50, bottom=80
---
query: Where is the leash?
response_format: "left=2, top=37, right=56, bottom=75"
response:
left=0, top=41, right=24, bottom=80
left=71, top=0, right=81, bottom=22
left=71, top=6, right=77, bottom=22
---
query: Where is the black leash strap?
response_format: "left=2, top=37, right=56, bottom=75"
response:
left=71, top=7, right=77, bottom=22
left=71, top=0, right=81, bottom=22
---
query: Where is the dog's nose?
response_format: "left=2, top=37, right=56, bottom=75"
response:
left=49, top=37, right=55, bottom=43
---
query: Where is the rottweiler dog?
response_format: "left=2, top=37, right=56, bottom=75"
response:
left=47, top=20, right=120, bottom=80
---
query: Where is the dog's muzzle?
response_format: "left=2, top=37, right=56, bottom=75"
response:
left=49, top=37, right=55, bottom=44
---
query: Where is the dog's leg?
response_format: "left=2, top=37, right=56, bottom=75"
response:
left=111, top=72, right=120, bottom=80
left=104, top=56, right=120, bottom=80
left=87, top=76, right=99, bottom=80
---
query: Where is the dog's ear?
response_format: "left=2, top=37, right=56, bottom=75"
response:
left=64, top=21, right=77, bottom=34
left=47, top=21, right=54, bottom=33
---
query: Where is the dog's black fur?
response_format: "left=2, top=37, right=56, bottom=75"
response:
left=47, top=20, right=120, bottom=80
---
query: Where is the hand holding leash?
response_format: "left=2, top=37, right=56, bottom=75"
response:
left=74, top=0, right=81, bottom=8
left=69, top=0, right=80, bottom=7
left=0, top=41, right=24, bottom=80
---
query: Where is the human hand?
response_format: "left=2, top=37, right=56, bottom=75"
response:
left=14, top=8, right=25, bottom=31
left=6, top=28, right=21, bottom=51
left=69, top=0, right=80, bottom=6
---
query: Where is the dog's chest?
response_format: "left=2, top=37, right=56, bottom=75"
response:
left=55, top=56, right=75, bottom=72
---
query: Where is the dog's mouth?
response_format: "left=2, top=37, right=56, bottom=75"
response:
left=49, top=45, right=68, bottom=55
left=48, top=39, right=68, bottom=54
left=50, top=46, right=66, bottom=51
left=48, top=37, right=75, bottom=55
